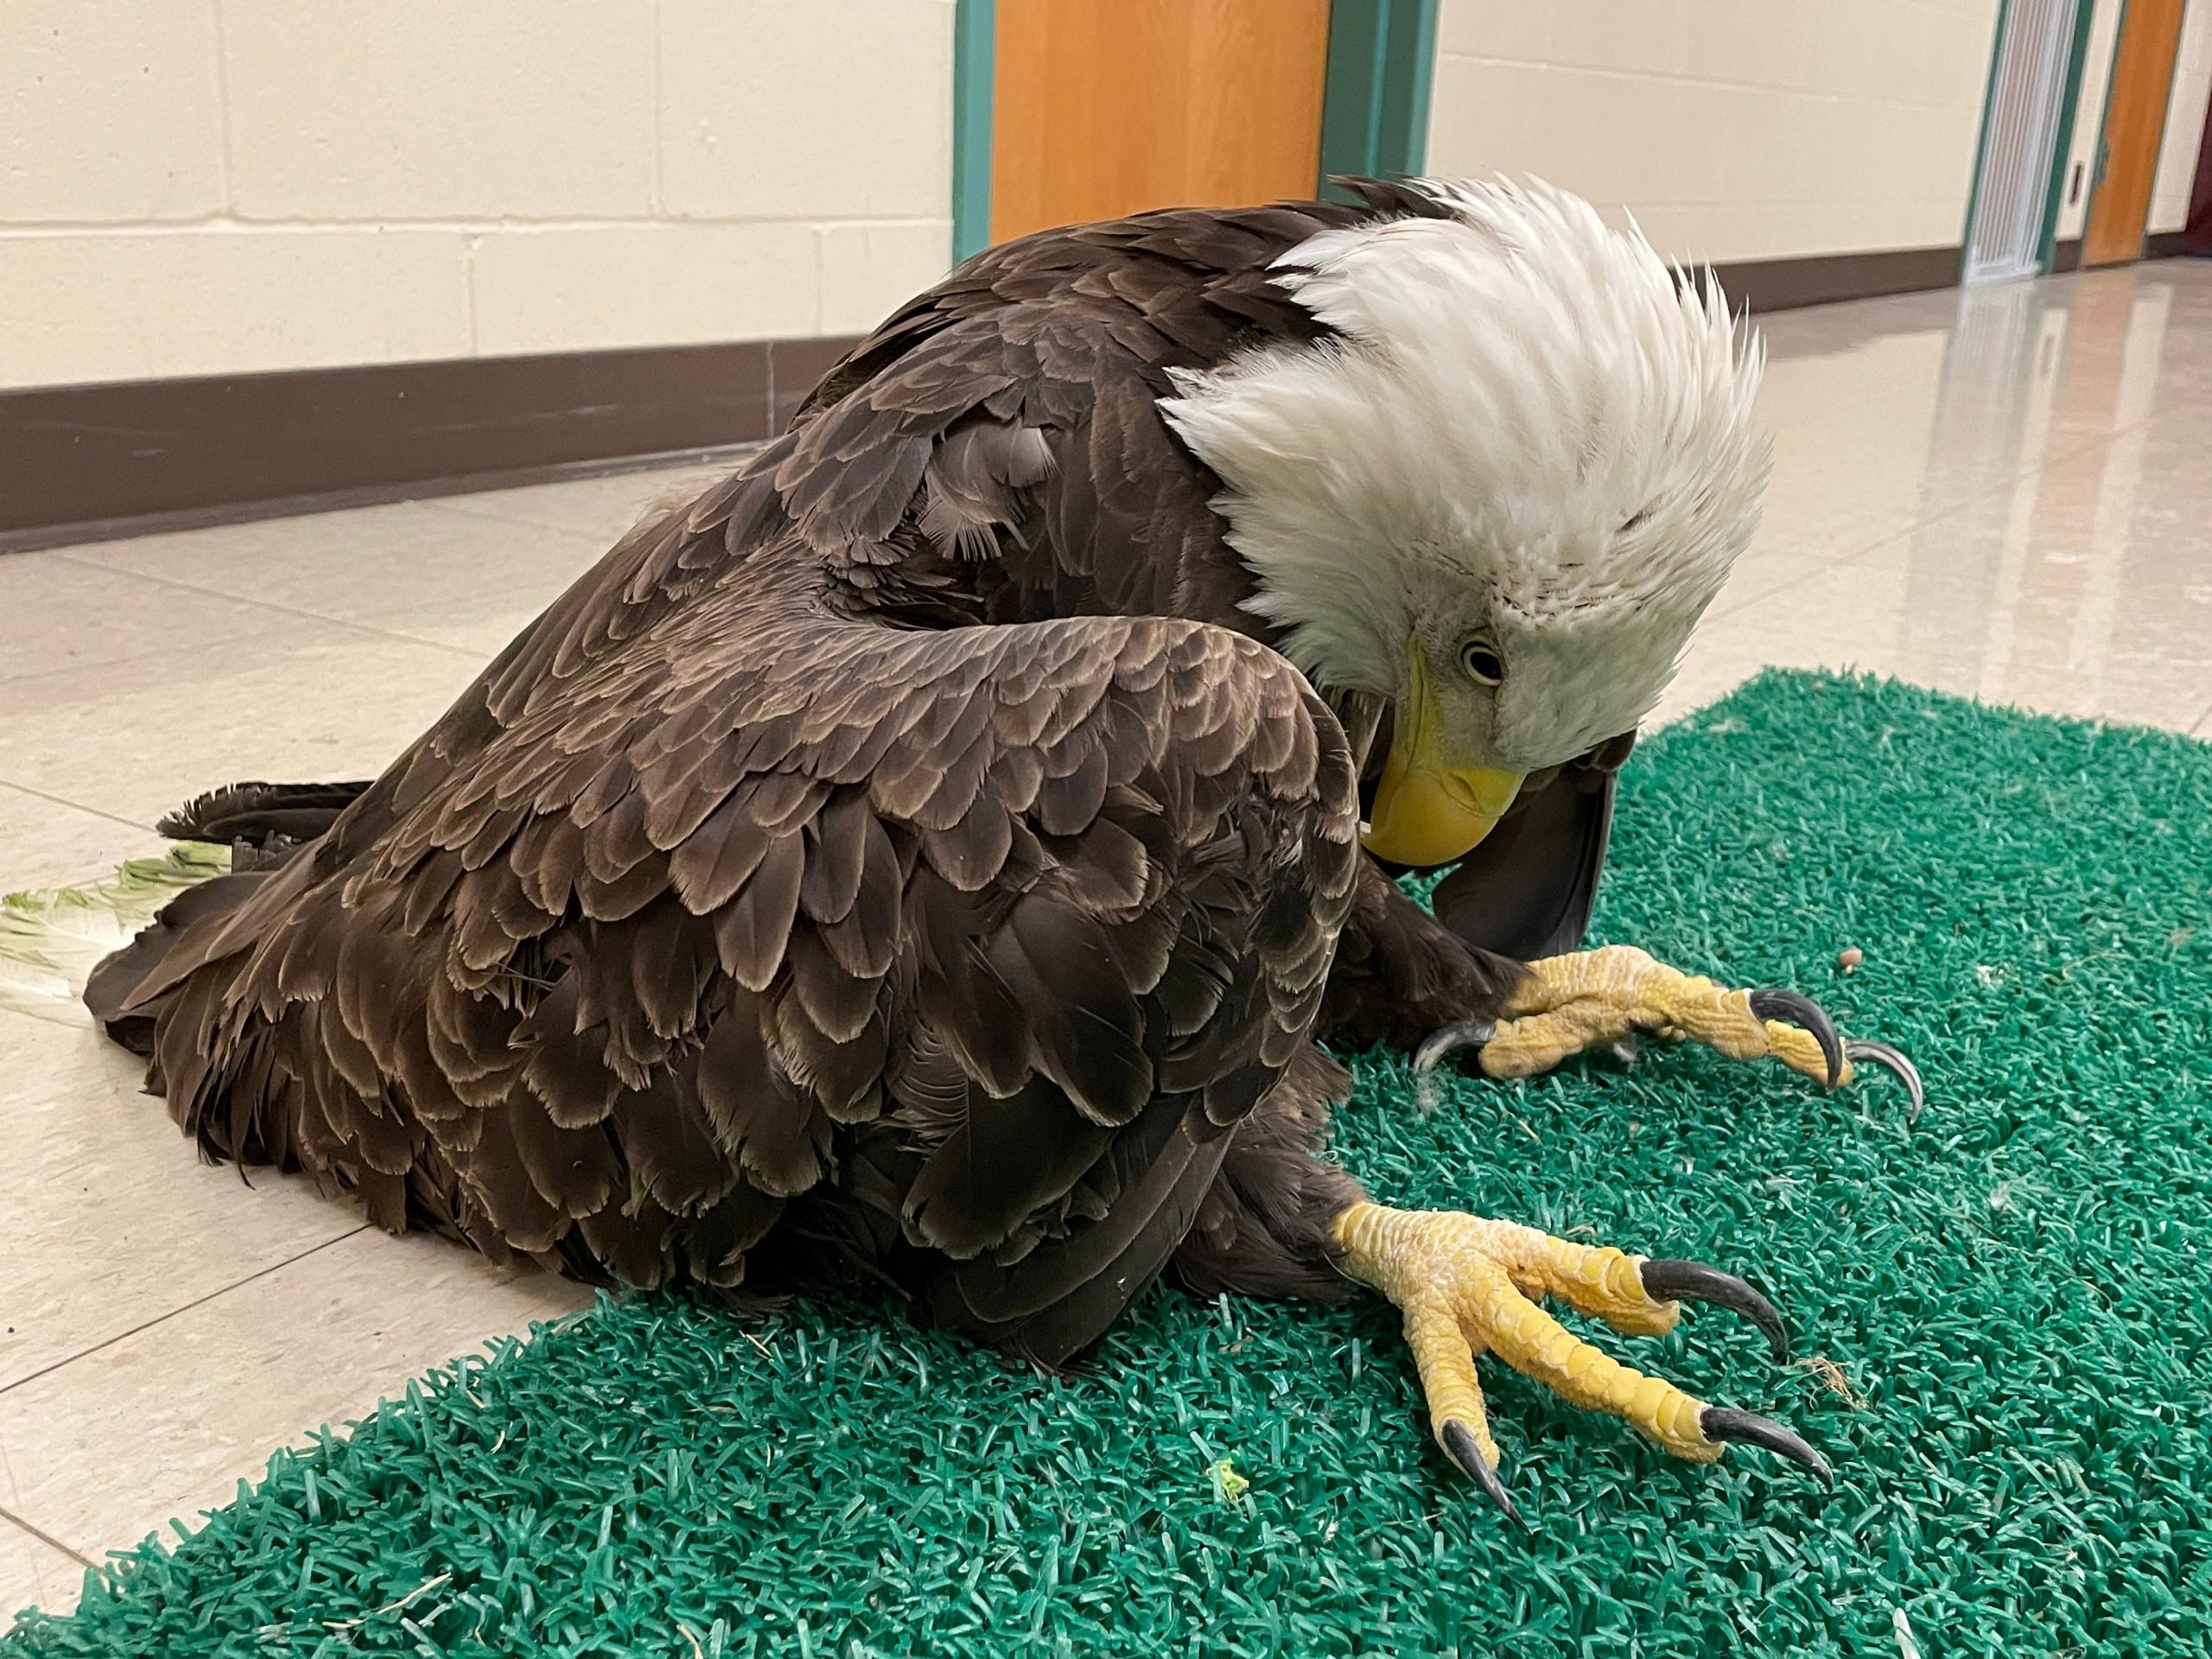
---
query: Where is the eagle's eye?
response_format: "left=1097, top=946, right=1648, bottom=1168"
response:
left=1459, top=639, right=1505, bottom=686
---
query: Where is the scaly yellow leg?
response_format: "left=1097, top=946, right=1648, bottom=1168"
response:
left=1332, top=1201, right=1830, bottom=1516
left=1416, top=944, right=1923, bottom=1116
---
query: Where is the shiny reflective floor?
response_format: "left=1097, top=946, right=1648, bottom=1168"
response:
left=1662, top=260, right=2212, bottom=732
left=3, top=259, right=2209, bottom=1618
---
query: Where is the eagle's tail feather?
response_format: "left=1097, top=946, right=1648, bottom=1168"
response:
left=1, top=843, right=231, bottom=1030
left=5, top=777, right=368, bottom=1033
left=156, top=778, right=372, bottom=854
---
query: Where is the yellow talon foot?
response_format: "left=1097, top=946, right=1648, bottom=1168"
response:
left=1331, top=1201, right=1832, bottom=1514
left=1415, top=944, right=1924, bottom=1116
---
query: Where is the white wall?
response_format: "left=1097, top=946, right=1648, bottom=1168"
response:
left=2150, top=0, right=2212, bottom=232
left=1426, top=0, right=2004, bottom=265
left=2053, top=0, right=2125, bottom=243
left=0, top=1, right=956, bottom=391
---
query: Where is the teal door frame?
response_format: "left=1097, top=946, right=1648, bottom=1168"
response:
left=950, top=0, right=1440, bottom=263
left=951, top=0, right=998, bottom=262
left=1318, top=0, right=1440, bottom=198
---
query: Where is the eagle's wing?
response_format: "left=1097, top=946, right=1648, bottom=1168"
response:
left=96, top=488, right=1360, bottom=1364
left=90, top=200, right=1380, bottom=1362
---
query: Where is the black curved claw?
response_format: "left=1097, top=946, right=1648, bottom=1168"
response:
left=1440, top=1420, right=1522, bottom=1523
left=1746, top=988, right=1845, bottom=1087
left=1413, top=1020, right=1496, bottom=1074
left=1698, top=1407, right=1834, bottom=1487
left=1845, top=1039, right=1925, bottom=1123
left=1637, top=1259, right=1789, bottom=1363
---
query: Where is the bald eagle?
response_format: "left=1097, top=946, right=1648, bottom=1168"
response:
left=88, top=178, right=1915, bottom=1513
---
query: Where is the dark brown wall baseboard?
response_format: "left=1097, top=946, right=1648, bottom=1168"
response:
left=10, top=228, right=2174, bottom=554
left=2044, top=232, right=2197, bottom=276
left=1710, top=245, right=1961, bottom=314
left=0, top=335, right=858, bottom=556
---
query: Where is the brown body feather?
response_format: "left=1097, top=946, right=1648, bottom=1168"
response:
left=87, top=186, right=1616, bottom=1361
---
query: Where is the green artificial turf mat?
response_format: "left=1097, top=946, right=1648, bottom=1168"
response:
left=9, top=669, right=2211, bottom=1657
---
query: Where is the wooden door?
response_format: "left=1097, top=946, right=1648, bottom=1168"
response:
left=2082, top=0, right=2187, bottom=264
left=989, top=0, right=1332, bottom=245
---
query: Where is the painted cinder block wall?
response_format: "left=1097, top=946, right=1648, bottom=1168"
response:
left=7, top=0, right=2210, bottom=400
left=0, top=0, right=957, bottom=391
left=1425, top=0, right=2212, bottom=267
left=1423, top=0, right=2008, bottom=266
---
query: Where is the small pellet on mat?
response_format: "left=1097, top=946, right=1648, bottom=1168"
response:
left=7, top=670, right=2209, bottom=1657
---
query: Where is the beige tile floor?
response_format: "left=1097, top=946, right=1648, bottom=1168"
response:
left=3, top=259, right=2209, bottom=1621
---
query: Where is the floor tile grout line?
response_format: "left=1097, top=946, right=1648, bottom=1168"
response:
left=416, top=499, right=627, bottom=541
left=0, top=1506, right=97, bottom=1572
left=1717, top=510, right=1948, bottom=622
left=35, top=546, right=405, bottom=638
left=38, top=545, right=491, bottom=654
left=0, top=777, right=159, bottom=836
left=33, top=470, right=738, bottom=661
left=417, top=448, right=760, bottom=540
left=1710, top=416, right=2164, bottom=626
left=36, top=550, right=496, bottom=666
left=0, top=1226, right=371, bottom=1402
left=1708, top=555, right=1834, bottom=622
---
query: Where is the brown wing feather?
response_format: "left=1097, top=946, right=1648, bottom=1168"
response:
left=104, top=514, right=1357, bottom=1347
left=91, top=189, right=1417, bottom=1357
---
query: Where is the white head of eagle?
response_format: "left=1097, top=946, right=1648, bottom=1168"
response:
left=1161, top=178, right=1770, bottom=865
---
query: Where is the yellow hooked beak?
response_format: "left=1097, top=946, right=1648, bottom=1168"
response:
left=1360, top=645, right=1524, bottom=868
